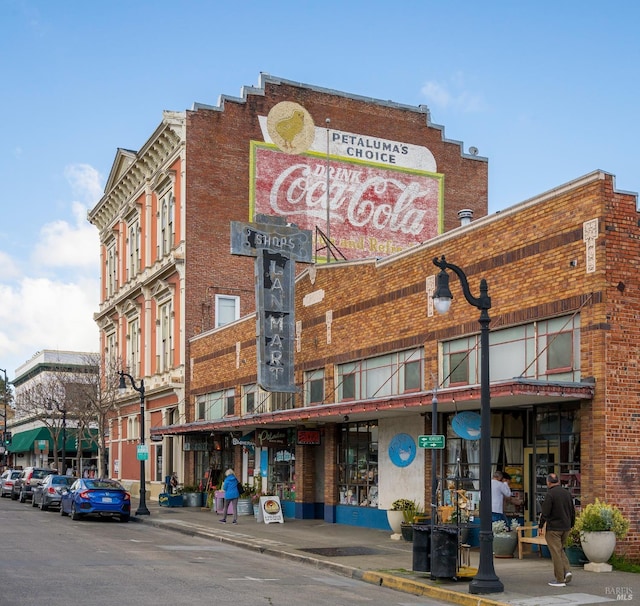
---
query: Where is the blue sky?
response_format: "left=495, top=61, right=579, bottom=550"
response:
left=1, top=0, right=639, bottom=379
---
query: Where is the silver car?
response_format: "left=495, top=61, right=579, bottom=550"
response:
left=0, top=469, right=21, bottom=498
left=32, top=475, right=75, bottom=510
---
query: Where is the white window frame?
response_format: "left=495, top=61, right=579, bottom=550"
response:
left=158, top=190, right=174, bottom=258
left=127, top=218, right=140, bottom=281
left=127, top=318, right=140, bottom=378
left=305, top=369, right=325, bottom=405
left=106, top=241, right=117, bottom=297
left=157, top=300, right=173, bottom=373
left=215, top=295, right=240, bottom=328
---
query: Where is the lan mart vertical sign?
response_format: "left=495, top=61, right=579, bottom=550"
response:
left=230, top=215, right=312, bottom=392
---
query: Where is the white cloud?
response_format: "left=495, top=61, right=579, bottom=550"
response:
left=64, top=164, right=104, bottom=205
left=0, top=277, right=99, bottom=372
left=0, top=251, right=21, bottom=280
left=32, top=164, right=101, bottom=270
left=0, top=163, right=103, bottom=377
left=32, top=203, right=99, bottom=269
left=421, top=74, right=485, bottom=113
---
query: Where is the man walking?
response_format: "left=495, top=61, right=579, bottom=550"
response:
left=540, top=472, right=576, bottom=587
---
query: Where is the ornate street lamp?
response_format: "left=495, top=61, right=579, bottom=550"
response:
left=118, top=371, right=150, bottom=516
left=432, top=255, right=503, bottom=594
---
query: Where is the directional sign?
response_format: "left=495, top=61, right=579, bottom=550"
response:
left=418, top=434, right=445, bottom=449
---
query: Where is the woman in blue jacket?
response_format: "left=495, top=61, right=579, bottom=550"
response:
left=220, top=468, right=242, bottom=524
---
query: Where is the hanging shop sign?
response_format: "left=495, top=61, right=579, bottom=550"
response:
left=297, top=429, right=321, bottom=445
left=183, top=436, right=210, bottom=451
left=255, top=428, right=289, bottom=448
left=231, top=215, right=312, bottom=392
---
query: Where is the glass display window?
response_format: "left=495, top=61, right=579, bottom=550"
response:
left=337, top=421, right=378, bottom=507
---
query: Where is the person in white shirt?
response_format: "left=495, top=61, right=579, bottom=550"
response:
left=491, top=470, right=512, bottom=528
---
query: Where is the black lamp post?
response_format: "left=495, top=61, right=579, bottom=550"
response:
left=432, top=255, right=503, bottom=595
left=48, top=400, right=67, bottom=474
left=118, top=371, right=150, bottom=516
left=0, top=368, right=7, bottom=468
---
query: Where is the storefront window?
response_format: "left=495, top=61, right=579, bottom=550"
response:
left=337, top=421, right=378, bottom=507
left=444, top=411, right=524, bottom=516
left=260, top=428, right=296, bottom=500
left=528, top=405, right=580, bottom=520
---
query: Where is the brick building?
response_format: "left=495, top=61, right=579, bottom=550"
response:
left=176, top=169, right=639, bottom=559
left=88, top=75, right=488, bottom=496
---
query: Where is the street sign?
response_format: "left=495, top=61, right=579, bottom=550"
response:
left=137, top=444, right=149, bottom=461
left=418, top=434, right=445, bottom=449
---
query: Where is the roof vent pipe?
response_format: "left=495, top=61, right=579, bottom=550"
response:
left=458, top=209, right=473, bottom=226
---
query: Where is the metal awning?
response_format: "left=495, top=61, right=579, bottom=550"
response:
left=150, top=378, right=595, bottom=437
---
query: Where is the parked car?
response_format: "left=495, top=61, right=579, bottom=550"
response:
left=32, top=474, right=75, bottom=510
left=12, top=467, right=57, bottom=502
left=60, top=478, right=131, bottom=522
left=0, top=469, right=21, bottom=498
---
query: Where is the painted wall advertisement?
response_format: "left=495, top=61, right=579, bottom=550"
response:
left=252, top=102, right=443, bottom=261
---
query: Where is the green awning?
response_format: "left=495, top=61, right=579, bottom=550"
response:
left=7, top=427, right=50, bottom=453
left=8, top=427, right=99, bottom=454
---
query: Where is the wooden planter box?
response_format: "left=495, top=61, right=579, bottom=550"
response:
left=159, top=493, right=184, bottom=507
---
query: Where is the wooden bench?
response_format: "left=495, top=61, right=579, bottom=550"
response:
left=516, top=525, right=547, bottom=559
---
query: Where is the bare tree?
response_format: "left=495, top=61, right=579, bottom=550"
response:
left=69, top=354, right=120, bottom=478
left=17, top=375, right=70, bottom=471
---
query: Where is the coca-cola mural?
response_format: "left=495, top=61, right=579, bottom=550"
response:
left=252, top=102, right=443, bottom=261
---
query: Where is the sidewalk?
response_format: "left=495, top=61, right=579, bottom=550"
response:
left=131, top=498, right=637, bottom=606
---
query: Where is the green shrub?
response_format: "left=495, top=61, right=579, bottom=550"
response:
left=574, top=498, right=630, bottom=540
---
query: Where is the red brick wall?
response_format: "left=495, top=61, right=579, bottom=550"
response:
left=184, top=77, right=489, bottom=421
left=190, top=171, right=640, bottom=558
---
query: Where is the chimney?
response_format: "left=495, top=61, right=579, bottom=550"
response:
left=458, top=209, right=473, bottom=226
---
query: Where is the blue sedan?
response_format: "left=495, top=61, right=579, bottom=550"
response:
left=60, top=478, right=131, bottom=522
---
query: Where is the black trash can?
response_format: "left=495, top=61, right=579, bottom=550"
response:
left=412, top=524, right=431, bottom=572
left=430, top=525, right=458, bottom=579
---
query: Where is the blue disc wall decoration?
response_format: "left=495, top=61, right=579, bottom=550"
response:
left=388, top=433, right=416, bottom=467
left=451, top=411, right=482, bottom=440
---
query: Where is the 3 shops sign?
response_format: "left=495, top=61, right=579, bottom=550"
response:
left=231, top=214, right=312, bottom=392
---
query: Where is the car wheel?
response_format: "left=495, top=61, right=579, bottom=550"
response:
left=119, top=514, right=130, bottom=523
left=31, top=497, right=38, bottom=508
left=71, top=503, right=82, bottom=521
left=40, top=500, right=48, bottom=511
left=11, top=491, right=18, bottom=501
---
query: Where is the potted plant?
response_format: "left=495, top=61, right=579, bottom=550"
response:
left=492, top=519, right=518, bottom=558
left=182, top=484, right=204, bottom=507
left=564, top=526, right=587, bottom=566
left=236, top=483, right=254, bottom=516
left=400, top=500, right=423, bottom=541
left=574, top=498, right=630, bottom=566
left=388, top=498, right=415, bottom=538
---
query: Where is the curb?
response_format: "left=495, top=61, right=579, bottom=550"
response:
left=360, top=571, right=510, bottom=606
left=131, top=515, right=509, bottom=606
